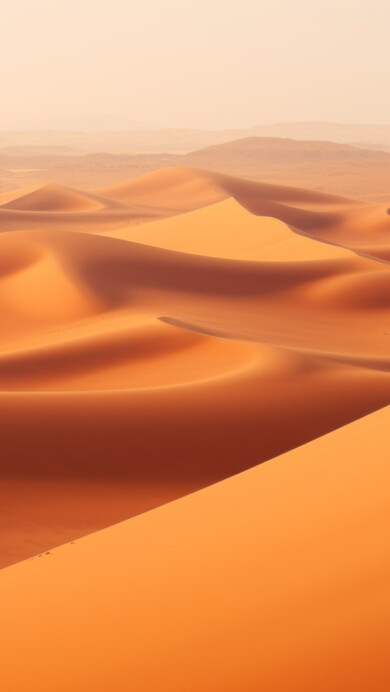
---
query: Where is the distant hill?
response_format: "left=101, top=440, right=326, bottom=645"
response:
left=249, top=122, right=390, bottom=150
left=1, top=136, right=390, bottom=202
left=186, top=136, right=367, bottom=161
left=183, top=137, right=390, bottom=202
left=1, top=122, right=390, bottom=155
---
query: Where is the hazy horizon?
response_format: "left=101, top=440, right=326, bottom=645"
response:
left=2, top=117, right=390, bottom=133
left=1, top=0, right=389, bottom=130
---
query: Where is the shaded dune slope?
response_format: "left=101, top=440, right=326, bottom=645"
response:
left=0, top=406, right=389, bottom=691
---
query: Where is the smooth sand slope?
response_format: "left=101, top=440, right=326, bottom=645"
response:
left=0, top=166, right=389, bottom=567
left=0, top=406, right=389, bottom=691
left=107, top=197, right=359, bottom=261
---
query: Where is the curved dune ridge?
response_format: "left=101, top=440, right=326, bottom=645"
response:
left=2, top=166, right=390, bottom=261
left=0, top=165, right=389, bottom=570
left=106, top=197, right=358, bottom=261
left=1, top=184, right=112, bottom=213
left=0, top=406, right=389, bottom=691
left=98, top=167, right=390, bottom=261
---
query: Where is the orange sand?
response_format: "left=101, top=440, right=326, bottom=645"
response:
left=0, top=406, right=389, bottom=691
left=0, top=164, right=389, bottom=575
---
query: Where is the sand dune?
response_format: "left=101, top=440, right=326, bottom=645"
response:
left=1, top=127, right=390, bottom=692
left=108, top=198, right=356, bottom=261
left=0, top=316, right=256, bottom=391
left=97, top=165, right=227, bottom=212
left=2, top=166, right=389, bottom=266
left=0, top=177, right=174, bottom=233
left=98, top=164, right=358, bottom=211
left=0, top=181, right=389, bottom=567
left=1, top=183, right=113, bottom=213
left=0, top=406, right=389, bottom=691
left=100, top=167, right=390, bottom=262
left=0, top=185, right=39, bottom=205
left=0, top=164, right=389, bottom=570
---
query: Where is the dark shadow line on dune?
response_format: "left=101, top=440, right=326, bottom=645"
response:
left=287, top=224, right=390, bottom=266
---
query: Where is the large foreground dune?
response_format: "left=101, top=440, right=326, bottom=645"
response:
left=0, top=165, right=389, bottom=572
left=0, top=406, right=389, bottom=691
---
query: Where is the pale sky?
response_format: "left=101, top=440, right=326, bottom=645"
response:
left=1, top=0, right=389, bottom=129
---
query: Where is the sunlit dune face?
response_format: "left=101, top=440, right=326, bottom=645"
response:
left=0, top=406, right=389, bottom=691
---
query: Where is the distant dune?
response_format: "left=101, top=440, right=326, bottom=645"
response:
left=0, top=165, right=389, bottom=568
left=0, top=406, right=389, bottom=691
left=2, top=183, right=112, bottom=213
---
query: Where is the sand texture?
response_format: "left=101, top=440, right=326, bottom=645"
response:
left=0, top=406, right=389, bottom=690
left=0, top=158, right=389, bottom=689
left=0, top=165, right=389, bottom=568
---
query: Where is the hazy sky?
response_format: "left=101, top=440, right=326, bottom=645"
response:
left=1, top=0, right=389, bottom=129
